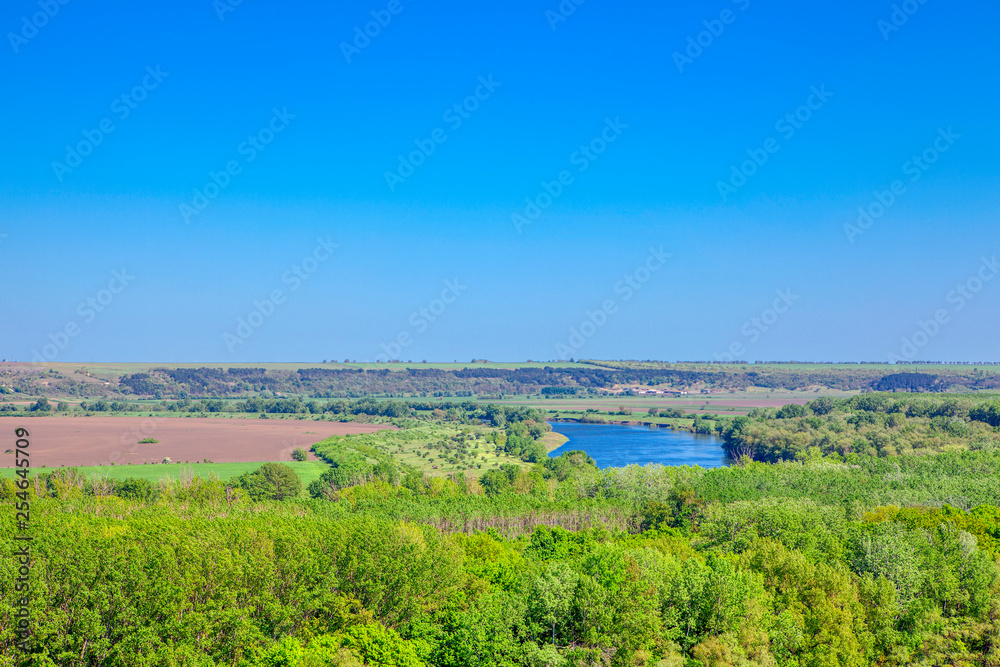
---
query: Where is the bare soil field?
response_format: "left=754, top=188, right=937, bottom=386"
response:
left=2, top=417, right=393, bottom=467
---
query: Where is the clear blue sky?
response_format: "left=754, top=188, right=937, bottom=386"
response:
left=2, top=0, right=998, bottom=363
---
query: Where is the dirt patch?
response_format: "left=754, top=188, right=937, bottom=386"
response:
left=2, top=417, right=394, bottom=467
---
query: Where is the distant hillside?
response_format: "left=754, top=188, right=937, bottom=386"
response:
left=3, top=361, right=1000, bottom=402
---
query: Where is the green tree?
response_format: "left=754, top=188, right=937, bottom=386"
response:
left=116, top=477, right=158, bottom=502
left=480, top=464, right=520, bottom=496
left=236, top=462, right=303, bottom=501
left=776, top=403, right=806, bottom=419
left=336, top=623, right=428, bottom=667
left=30, top=396, right=53, bottom=412
left=529, top=561, right=579, bottom=646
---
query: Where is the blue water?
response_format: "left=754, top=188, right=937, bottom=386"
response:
left=547, top=422, right=731, bottom=469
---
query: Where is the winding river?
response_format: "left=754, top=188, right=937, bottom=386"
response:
left=547, top=421, right=732, bottom=469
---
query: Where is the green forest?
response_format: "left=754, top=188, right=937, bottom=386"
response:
left=721, top=393, right=1000, bottom=462
left=3, top=392, right=1000, bottom=666
left=3, top=436, right=1000, bottom=666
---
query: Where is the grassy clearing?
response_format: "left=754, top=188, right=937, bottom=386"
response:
left=540, top=431, right=569, bottom=452
left=0, top=460, right=332, bottom=488
left=314, top=419, right=550, bottom=478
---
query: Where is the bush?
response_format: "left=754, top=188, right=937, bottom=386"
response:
left=236, top=462, right=303, bottom=501
left=970, top=401, right=1000, bottom=428
left=776, top=403, right=806, bottom=419
left=291, top=447, right=308, bottom=461
left=30, top=397, right=53, bottom=412
left=116, top=477, right=158, bottom=502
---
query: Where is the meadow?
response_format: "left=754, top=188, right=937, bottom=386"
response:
left=0, top=460, right=333, bottom=489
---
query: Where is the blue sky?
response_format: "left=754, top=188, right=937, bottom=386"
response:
left=1, top=0, right=998, bottom=363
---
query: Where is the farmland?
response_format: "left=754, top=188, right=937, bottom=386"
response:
left=0, top=460, right=333, bottom=488
left=2, top=370, right=1000, bottom=665
left=0, top=416, right=392, bottom=467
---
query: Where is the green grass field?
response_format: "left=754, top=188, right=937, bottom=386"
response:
left=0, top=460, right=332, bottom=488
left=350, top=421, right=534, bottom=476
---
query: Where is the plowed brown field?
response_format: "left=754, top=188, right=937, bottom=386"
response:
left=3, top=417, right=393, bottom=467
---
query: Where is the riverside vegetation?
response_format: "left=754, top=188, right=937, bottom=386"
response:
left=721, top=392, right=1000, bottom=461
left=2, top=394, right=1000, bottom=666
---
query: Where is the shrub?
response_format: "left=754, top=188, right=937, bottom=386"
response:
left=236, top=462, right=302, bottom=501
left=30, top=397, right=53, bottom=412
left=116, top=477, right=158, bottom=502
left=291, top=447, right=308, bottom=461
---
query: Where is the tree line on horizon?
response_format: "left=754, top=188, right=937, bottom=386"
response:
left=6, top=363, right=1000, bottom=405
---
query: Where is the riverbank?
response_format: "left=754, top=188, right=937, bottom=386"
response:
left=541, top=430, right=569, bottom=453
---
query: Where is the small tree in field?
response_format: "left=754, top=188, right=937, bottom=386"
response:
left=291, top=447, right=308, bottom=461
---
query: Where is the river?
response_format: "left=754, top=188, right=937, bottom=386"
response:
left=547, top=421, right=731, bottom=469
